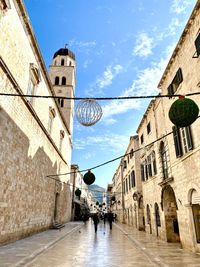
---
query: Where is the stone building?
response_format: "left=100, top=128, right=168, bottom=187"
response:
left=111, top=0, right=200, bottom=253
left=0, top=0, right=75, bottom=244
left=111, top=136, right=144, bottom=230
left=70, top=165, right=90, bottom=221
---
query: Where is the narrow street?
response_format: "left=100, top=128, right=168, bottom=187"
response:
left=23, top=220, right=200, bottom=267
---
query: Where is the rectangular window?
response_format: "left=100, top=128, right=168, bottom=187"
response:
left=167, top=68, right=183, bottom=96
left=131, top=170, right=135, bottom=187
left=130, top=149, right=134, bottom=158
left=129, top=174, right=131, bottom=190
left=147, top=155, right=152, bottom=177
left=123, top=160, right=127, bottom=170
left=0, top=0, right=11, bottom=10
left=173, top=126, right=193, bottom=157
left=140, top=134, right=144, bottom=144
left=173, top=126, right=183, bottom=157
left=126, top=178, right=128, bottom=193
left=141, top=164, right=145, bottom=181
left=195, top=33, right=200, bottom=57
left=147, top=122, right=151, bottom=134
left=180, top=126, right=193, bottom=153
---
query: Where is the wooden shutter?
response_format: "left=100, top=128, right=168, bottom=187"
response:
left=173, top=126, right=183, bottom=157
left=185, top=126, right=193, bottom=151
left=167, top=84, right=174, bottom=98
left=195, top=33, right=200, bottom=56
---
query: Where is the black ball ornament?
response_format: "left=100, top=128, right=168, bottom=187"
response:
left=169, top=97, right=199, bottom=127
left=83, top=170, right=95, bottom=185
left=75, top=188, right=81, bottom=197
left=96, top=201, right=99, bottom=206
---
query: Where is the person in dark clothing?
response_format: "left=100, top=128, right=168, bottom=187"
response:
left=107, top=211, right=114, bottom=230
left=92, top=213, right=99, bottom=233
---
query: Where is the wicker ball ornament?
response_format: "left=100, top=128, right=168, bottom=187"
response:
left=75, top=99, right=103, bottom=126
left=75, top=188, right=81, bottom=197
left=169, top=97, right=199, bottom=127
left=83, top=170, right=96, bottom=185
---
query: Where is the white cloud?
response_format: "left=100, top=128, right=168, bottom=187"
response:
left=101, top=55, right=169, bottom=123
left=97, top=64, right=123, bottom=89
left=83, top=59, right=92, bottom=69
left=132, top=32, right=154, bottom=58
left=167, top=18, right=181, bottom=36
left=73, top=133, right=129, bottom=153
left=86, top=64, right=123, bottom=95
left=69, top=39, right=96, bottom=48
left=170, top=0, right=192, bottom=14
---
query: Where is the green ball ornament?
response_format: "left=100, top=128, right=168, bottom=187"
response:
left=83, top=170, right=95, bottom=185
left=169, top=97, right=199, bottom=127
left=75, top=188, right=81, bottom=197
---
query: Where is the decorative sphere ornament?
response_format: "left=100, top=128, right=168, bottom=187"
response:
left=83, top=170, right=96, bottom=185
left=75, top=188, right=81, bottom=197
left=111, top=195, right=116, bottom=202
left=169, top=97, right=199, bottom=127
left=75, top=99, right=103, bottom=126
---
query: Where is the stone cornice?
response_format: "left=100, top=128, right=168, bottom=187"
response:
left=158, top=1, right=200, bottom=88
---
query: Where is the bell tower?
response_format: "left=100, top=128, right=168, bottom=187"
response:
left=49, top=47, right=76, bottom=135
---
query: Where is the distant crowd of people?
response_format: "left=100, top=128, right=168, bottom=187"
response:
left=91, top=211, right=117, bottom=233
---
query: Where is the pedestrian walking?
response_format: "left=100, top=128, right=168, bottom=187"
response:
left=92, top=212, right=99, bottom=233
left=107, top=211, right=114, bottom=230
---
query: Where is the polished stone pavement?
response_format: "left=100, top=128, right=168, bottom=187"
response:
left=0, top=220, right=200, bottom=267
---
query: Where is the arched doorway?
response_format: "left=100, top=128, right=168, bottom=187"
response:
left=154, top=203, right=161, bottom=237
left=162, top=185, right=180, bottom=242
left=190, top=189, right=200, bottom=243
left=147, top=204, right=152, bottom=234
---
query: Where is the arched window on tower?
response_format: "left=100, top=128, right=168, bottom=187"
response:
left=61, top=59, right=65, bottom=66
left=58, top=98, right=64, bottom=108
left=54, top=60, right=57, bottom=66
left=55, top=76, right=59, bottom=85
left=62, top=77, right=66, bottom=85
left=69, top=61, right=72, bottom=66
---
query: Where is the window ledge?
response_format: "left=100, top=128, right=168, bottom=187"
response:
left=158, top=176, right=174, bottom=187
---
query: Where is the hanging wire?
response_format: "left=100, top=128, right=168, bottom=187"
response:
left=46, top=130, right=173, bottom=178
left=0, top=91, right=200, bottom=100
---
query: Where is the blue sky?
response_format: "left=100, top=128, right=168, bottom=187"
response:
left=24, top=0, right=196, bottom=188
